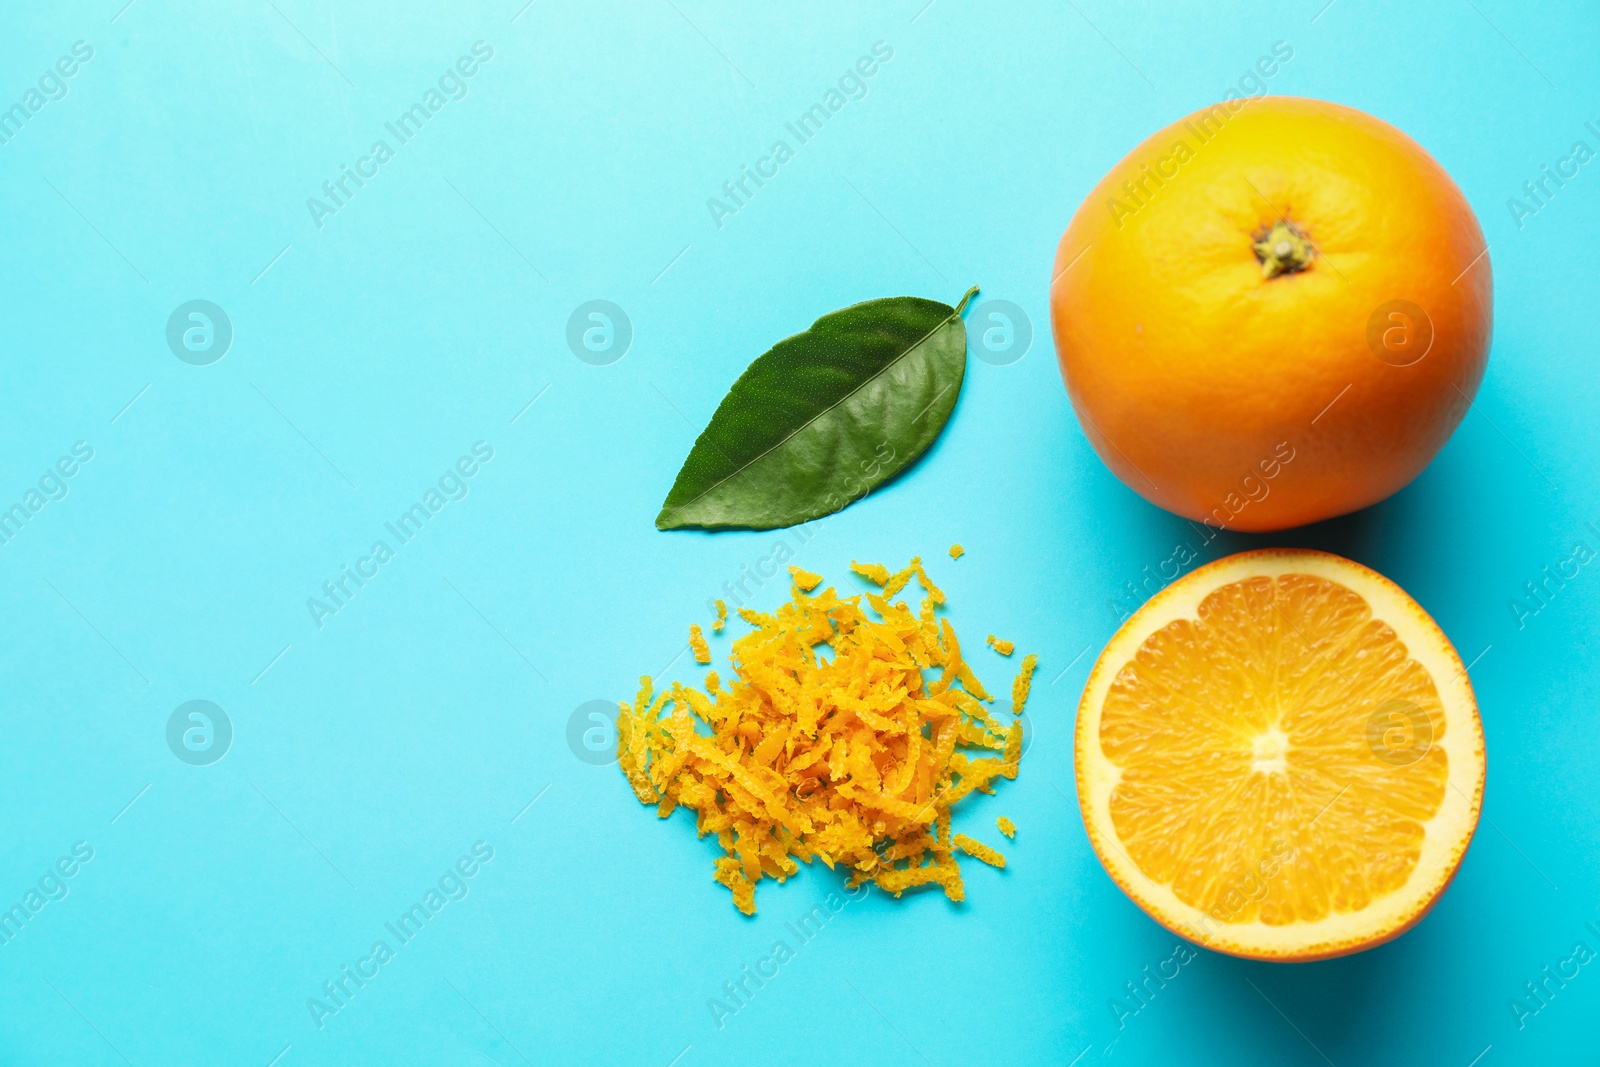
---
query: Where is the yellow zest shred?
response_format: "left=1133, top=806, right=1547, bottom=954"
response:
left=713, top=599, right=727, bottom=632
left=949, top=544, right=964, bottom=559
left=882, top=559, right=919, bottom=599
left=789, top=565, right=823, bottom=592
left=849, top=560, right=891, bottom=586
left=987, top=634, right=1014, bottom=656
left=997, top=816, right=1016, bottom=838
left=953, top=833, right=1006, bottom=869
left=1011, top=653, right=1038, bottom=716
left=620, top=556, right=1027, bottom=914
left=689, top=624, right=711, bottom=665
left=1002, top=719, right=1023, bottom=779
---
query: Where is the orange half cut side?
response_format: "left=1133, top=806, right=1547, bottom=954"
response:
left=1075, top=549, right=1485, bottom=961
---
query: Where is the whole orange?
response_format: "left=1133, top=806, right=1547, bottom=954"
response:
left=1050, top=97, right=1491, bottom=532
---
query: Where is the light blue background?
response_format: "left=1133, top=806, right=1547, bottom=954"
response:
left=2, top=1, right=1596, bottom=1064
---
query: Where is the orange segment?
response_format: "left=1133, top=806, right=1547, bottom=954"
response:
left=1076, top=549, right=1484, bottom=961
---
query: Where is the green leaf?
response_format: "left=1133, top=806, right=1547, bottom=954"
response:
left=657, top=286, right=977, bottom=531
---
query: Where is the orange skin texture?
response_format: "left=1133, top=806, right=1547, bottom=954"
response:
left=1051, top=97, right=1492, bottom=532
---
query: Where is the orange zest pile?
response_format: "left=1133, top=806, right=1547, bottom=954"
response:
left=617, top=557, right=1030, bottom=914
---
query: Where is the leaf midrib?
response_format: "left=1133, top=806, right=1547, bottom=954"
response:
left=661, top=301, right=966, bottom=522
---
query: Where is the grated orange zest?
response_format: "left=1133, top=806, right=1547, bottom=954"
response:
left=882, top=559, right=919, bottom=599
left=849, top=561, right=891, bottom=586
left=1011, top=653, right=1038, bottom=715
left=789, top=565, right=823, bottom=592
left=689, top=624, right=711, bottom=665
left=953, top=833, right=1006, bottom=869
left=618, top=557, right=1027, bottom=913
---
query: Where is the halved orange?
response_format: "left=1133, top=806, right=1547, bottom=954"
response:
left=1076, top=549, right=1484, bottom=961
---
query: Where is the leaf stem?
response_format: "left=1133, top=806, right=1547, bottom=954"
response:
left=954, top=285, right=980, bottom=316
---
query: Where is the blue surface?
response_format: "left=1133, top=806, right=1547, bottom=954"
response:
left=2, top=2, right=1597, bottom=1064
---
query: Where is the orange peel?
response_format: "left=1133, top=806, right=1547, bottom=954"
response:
left=619, top=557, right=1027, bottom=913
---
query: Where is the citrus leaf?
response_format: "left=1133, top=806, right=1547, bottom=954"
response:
left=657, top=286, right=977, bottom=531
